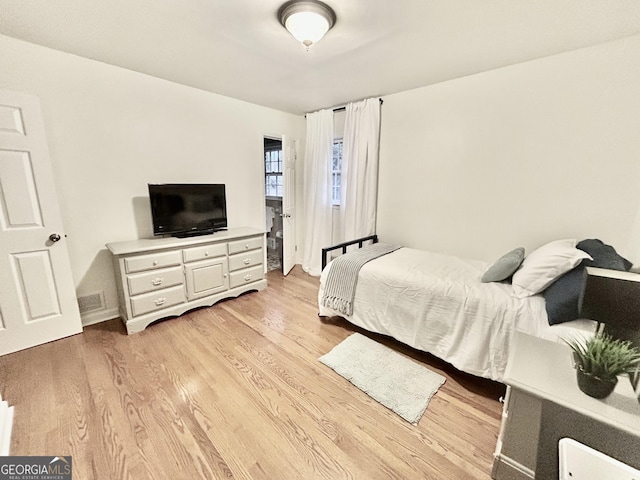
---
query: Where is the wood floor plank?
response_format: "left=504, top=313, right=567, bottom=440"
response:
left=0, top=266, right=504, bottom=479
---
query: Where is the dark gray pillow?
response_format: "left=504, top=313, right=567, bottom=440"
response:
left=577, top=238, right=632, bottom=270
left=481, top=247, right=525, bottom=283
left=545, top=239, right=632, bottom=325
left=544, top=267, right=585, bottom=325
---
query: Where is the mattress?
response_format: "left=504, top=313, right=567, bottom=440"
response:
left=319, top=247, right=595, bottom=382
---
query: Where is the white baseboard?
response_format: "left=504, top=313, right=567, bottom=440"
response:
left=81, top=307, right=120, bottom=327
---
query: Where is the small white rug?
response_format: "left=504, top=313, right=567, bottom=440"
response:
left=319, top=333, right=445, bottom=425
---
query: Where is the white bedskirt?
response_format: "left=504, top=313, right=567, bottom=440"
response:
left=319, top=247, right=595, bottom=382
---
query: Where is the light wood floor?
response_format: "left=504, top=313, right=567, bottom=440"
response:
left=0, top=266, right=505, bottom=479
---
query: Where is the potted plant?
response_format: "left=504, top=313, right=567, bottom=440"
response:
left=564, top=333, right=640, bottom=399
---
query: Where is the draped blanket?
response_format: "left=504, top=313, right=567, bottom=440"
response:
left=320, top=243, right=401, bottom=316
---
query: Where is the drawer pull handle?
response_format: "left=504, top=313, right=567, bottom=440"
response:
left=204, top=251, right=209, bottom=257
left=244, top=274, right=252, bottom=281
left=243, top=258, right=251, bottom=265
left=152, top=278, right=163, bottom=286
left=154, top=298, right=166, bottom=306
left=153, top=260, right=158, bottom=266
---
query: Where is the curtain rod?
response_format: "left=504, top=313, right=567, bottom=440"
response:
left=304, top=98, right=383, bottom=117
left=332, top=98, right=383, bottom=113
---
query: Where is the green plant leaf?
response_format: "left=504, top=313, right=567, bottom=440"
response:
left=563, top=333, right=640, bottom=380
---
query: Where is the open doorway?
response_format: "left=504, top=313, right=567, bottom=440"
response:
left=264, top=137, right=283, bottom=272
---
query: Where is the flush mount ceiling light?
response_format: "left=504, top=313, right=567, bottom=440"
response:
left=278, top=0, right=336, bottom=50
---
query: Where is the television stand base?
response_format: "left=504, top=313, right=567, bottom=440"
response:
left=173, top=231, right=214, bottom=238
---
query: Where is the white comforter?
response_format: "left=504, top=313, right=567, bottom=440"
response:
left=318, top=247, right=594, bottom=382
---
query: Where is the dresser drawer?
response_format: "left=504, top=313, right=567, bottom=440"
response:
left=229, top=265, right=264, bottom=289
left=228, top=236, right=263, bottom=255
left=228, top=249, right=263, bottom=272
left=124, top=250, right=182, bottom=273
left=127, top=266, right=184, bottom=296
left=130, top=285, right=185, bottom=317
left=183, top=243, right=227, bottom=263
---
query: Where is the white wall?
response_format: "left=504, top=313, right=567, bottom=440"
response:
left=377, top=34, right=640, bottom=265
left=3, top=30, right=639, bottom=323
left=0, top=35, right=305, bottom=325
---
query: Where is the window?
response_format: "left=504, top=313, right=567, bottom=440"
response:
left=265, top=147, right=283, bottom=197
left=265, top=140, right=341, bottom=202
left=332, top=139, right=343, bottom=205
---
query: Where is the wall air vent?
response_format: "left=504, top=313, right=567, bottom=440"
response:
left=77, top=291, right=106, bottom=314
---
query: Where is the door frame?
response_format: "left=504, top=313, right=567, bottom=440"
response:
left=262, top=134, right=296, bottom=275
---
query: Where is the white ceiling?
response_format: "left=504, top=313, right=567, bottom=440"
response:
left=2, top=0, right=640, bottom=114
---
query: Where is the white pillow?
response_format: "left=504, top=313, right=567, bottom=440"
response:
left=511, top=239, right=592, bottom=298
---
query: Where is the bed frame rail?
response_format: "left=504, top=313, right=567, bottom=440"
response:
left=321, top=234, right=379, bottom=270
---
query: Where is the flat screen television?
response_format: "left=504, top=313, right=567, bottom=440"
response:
left=148, top=183, right=227, bottom=237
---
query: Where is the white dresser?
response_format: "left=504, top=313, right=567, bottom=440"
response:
left=106, top=227, right=266, bottom=334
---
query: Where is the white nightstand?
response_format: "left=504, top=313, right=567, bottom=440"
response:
left=492, top=332, right=640, bottom=480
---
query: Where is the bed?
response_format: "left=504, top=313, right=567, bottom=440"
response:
left=317, top=236, right=611, bottom=382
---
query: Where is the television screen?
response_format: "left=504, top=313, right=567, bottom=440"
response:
left=148, top=183, right=227, bottom=237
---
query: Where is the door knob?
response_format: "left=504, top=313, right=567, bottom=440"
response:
left=49, top=233, right=61, bottom=242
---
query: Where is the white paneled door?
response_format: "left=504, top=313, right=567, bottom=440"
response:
left=281, top=135, right=296, bottom=275
left=0, top=90, right=82, bottom=356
